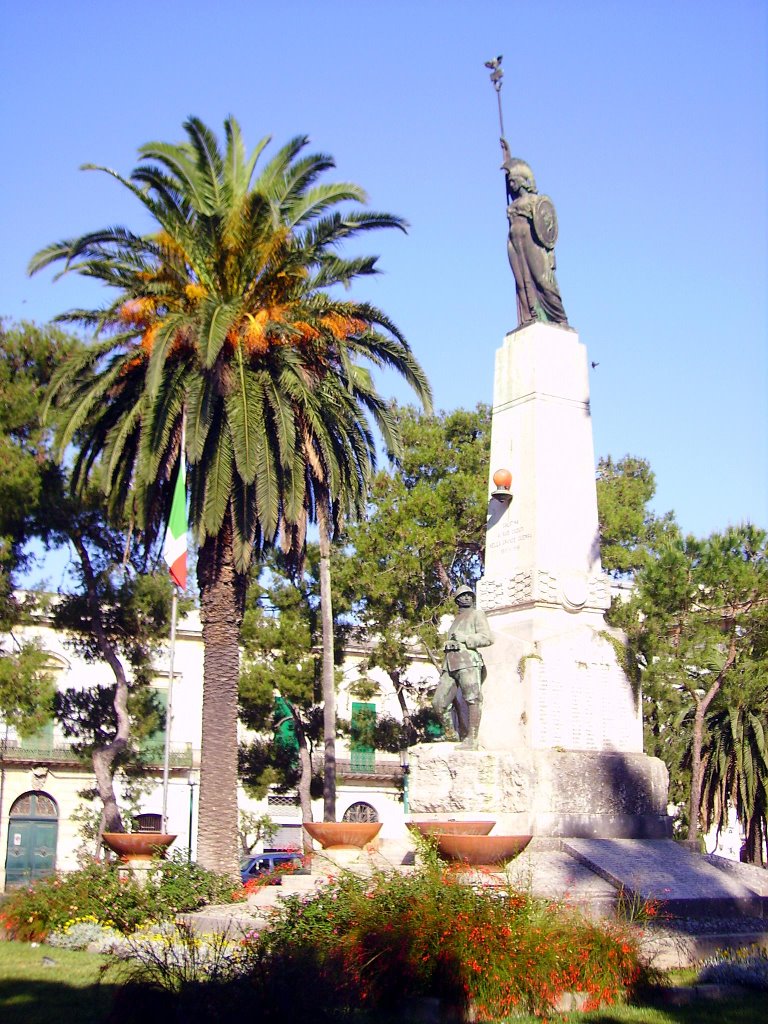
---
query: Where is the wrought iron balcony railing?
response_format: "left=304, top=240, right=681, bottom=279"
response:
left=0, top=740, right=194, bottom=769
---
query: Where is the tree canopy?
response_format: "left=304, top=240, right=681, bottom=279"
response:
left=0, top=321, right=80, bottom=735
left=617, top=524, right=768, bottom=853
left=30, top=116, right=430, bottom=875
left=596, top=454, right=677, bottom=577
left=336, top=404, right=490, bottom=687
left=0, top=320, right=78, bottom=624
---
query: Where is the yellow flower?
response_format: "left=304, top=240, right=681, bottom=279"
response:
left=118, top=297, right=156, bottom=325
left=185, top=282, right=207, bottom=302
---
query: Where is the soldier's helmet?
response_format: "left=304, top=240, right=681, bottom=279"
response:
left=503, top=157, right=536, bottom=193
left=453, top=585, right=475, bottom=602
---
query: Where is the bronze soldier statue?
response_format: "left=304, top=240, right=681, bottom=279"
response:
left=432, top=586, right=493, bottom=750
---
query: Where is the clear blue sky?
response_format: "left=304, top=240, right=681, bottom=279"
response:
left=1, top=0, right=765, bottom=545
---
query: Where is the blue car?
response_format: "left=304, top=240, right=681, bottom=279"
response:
left=240, top=851, right=307, bottom=884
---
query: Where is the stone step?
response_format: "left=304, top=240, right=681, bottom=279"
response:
left=177, top=902, right=266, bottom=937
left=564, top=839, right=766, bottom=919
left=245, top=886, right=283, bottom=909
left=374, top=837, right=417, bottom=867
left=704, top=853, right=768, bottom=896
left=245, top=873, right=318, bottom=909
left=639, top=927, right=768, bottom=971
left=279, top=872, right=318, bottom=893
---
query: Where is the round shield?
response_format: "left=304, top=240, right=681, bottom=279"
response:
left=532, top=195, right=558, bottom=249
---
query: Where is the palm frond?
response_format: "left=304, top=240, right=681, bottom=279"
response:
left=185, top=371, right=217, bottom=463
left=32, top=116, right=432, bottom=579
left=136, top=142, right=210, bottom=213
left=199, top=299, right=241, bottom=368
left=253, top=428, right=281, bottom=542
left=231, top=476, right=259, bottom=573
left=224, top=118, right=270, bottom=201
left=225, top=355, right=264, bottom=484
left=253, top=135, right=310, bottom=198
left=184, top=116, right=225, bottom=213
left=199, top=421, right=234, bottom=539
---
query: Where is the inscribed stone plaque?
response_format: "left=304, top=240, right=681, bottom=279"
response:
left=529, top=649, right=639, bottom=752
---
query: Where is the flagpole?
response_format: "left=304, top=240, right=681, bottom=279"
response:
left=161, top=417, right=187, bottom=833
left=161, top=586, right=178, bottom=830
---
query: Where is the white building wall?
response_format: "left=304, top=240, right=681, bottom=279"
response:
left=1, top=603, right=421, bottom=885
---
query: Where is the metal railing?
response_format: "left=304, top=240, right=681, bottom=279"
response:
left=1, top=740, right=194, bottom=769
left=309, top=753, right=403, bottom=779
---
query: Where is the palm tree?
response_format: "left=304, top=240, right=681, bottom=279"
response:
left=701, top=668, right=768, bottom=865
left=31, top=117, right=431, bottom=875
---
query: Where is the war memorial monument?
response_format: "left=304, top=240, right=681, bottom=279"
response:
left=192, top=69, right=768, bottom=952
left=408, top=58, right=672, bottom=839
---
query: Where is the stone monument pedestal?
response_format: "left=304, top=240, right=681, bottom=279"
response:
left=409, top=323, right=671, bottom=839
left=408, top=746, right=670, bottom=838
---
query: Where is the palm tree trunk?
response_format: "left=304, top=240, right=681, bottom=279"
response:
left=687, top=698, right=706, bottom=843
left=687, top=641, right=737, bottom=843
left=317, top=502, right=336, bottom=822
left=196, top=522, right=246, bottom=879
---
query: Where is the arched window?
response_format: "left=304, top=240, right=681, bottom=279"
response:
left=9, top=792, right=58, bottom=819
left=342, top=801, right=379, bottom=824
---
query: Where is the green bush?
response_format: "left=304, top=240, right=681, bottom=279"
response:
left=108, top=921, right=249, bottom=987
left=0, top=856, right=241, bottom=940
left=100, top=858, right=647, bottom=1022
left=246, top=861, right=645, bottom=1020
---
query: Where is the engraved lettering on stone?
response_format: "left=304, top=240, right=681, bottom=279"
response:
left=532, top=651, right=639, bottom=752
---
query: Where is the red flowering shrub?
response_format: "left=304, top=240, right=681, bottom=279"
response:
left=247, top=860, right=644, bottom=1020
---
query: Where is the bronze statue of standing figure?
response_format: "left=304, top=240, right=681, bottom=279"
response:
left=432, top=586, right=493, bottom=750
left=502, top=140, right=568, bottom=327
left=486, top=56, right=568, bottom=328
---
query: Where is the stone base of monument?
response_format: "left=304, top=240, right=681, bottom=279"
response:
left=407, top=745, right=671, bottom=839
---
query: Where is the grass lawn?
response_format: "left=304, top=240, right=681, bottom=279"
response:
left=569, top=994, right=768, bottom=1023
left=0, top=941, right=115, bottom=1024
left=1, top=939, right=767, bottom=1024
left=372, top=990, right=768, bottom=1022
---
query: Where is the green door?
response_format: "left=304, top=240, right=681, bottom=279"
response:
left=5, top=792, right=58, bottom=888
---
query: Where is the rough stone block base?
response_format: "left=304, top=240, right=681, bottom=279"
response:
left=532, top=750, right=672, bottom=838
left=408, top=745, right=671, bottom=839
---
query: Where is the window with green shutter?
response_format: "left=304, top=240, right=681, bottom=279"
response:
left=350, top=701, right=376, bottom=772
left=22, top=719, right=55, bottom=753
left=141, top=686, right=168, bottom=764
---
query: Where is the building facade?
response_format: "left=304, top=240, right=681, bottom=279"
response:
left=1, top=604, right=429, bottom=888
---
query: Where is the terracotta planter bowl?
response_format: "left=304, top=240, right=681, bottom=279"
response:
left=435, top=833, right=531, bottom=867
left=102, top=832, right=177, bottom=862
left=303, top=821, right=382, bottom=849
left=407, top=820, right=495, bottom=838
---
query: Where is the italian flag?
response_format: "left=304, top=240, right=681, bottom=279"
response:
left=163, top=455, right=187, bottom=590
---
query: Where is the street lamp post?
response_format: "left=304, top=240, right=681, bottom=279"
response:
left=400, top=748, right=410, bottom=816
left=187, top=774, right=197, bottom=863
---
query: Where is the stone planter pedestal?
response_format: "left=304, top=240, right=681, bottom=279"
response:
left=102, top=832, right=177, bottom=882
